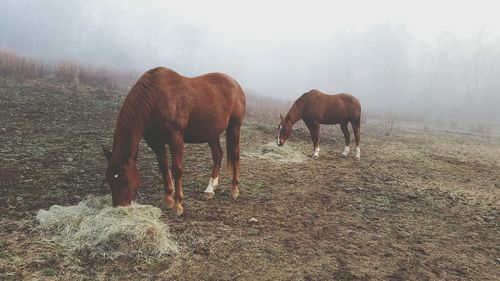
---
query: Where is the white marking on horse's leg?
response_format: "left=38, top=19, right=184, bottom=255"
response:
left=168, top=170, right=173, bottom=187
left=342, top=146, right=350, bottom=157
left=355, top=146, right=361, bottom=158
left=165, top=169, right=175, bottom=208
left=203, top=176, right=219, bottom=197
left=313, top=147, right=320, bottom=158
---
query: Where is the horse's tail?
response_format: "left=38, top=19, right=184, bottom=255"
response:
left=226, top=118, right=243, bottom=174
left=226, top=122, right=236, bottom=174
left=352, top=102, right=362, bottom=147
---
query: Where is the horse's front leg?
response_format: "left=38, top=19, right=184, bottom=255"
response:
left=203, top=139, right=223, bottom=200
left=305, top=119, right=320, bottom=158
left=169, top=134, right=185, bottom=216
left=145, top=136, right=175, bottom=209
left=154, top=144, right=174, bottom=208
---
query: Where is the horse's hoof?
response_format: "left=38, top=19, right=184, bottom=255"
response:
left=174, top=204, right=184, bottom=216
left=231, top=188, right=240, bottom=198
left=312, top=155, right=319, bottom=159
left=165, top=196, right=175, bottom=209
left=203, top=191, right=215, bottom=200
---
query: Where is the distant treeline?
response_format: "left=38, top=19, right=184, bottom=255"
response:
left=0, top=50, right=137, bottom=89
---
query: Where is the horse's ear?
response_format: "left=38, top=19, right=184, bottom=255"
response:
left=280, top=114, right=284, bottom=122
left=102, top=145, right=112, bottom=161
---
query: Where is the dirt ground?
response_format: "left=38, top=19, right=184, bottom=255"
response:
left=1, top=78, right=499, bottom=280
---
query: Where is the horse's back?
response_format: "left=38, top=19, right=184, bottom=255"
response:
left=134, top=68, right=245, bottom=143
left=302, top=90, right=361, bottom=124
left=137, top=67, right=245, bottom=115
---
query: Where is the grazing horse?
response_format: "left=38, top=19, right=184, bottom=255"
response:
left=103, top=67, right=246, bottom=216
left=277, top=89, right=361, bottom=159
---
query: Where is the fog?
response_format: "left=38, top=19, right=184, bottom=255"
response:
left=1, top=0, right=499, bottom=122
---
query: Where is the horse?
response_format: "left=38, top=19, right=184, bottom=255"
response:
left=102, top=67, right=246, bottom=216
left=277, top=89, right=361, bottom=159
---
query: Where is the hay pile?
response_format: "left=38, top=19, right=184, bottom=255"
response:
left=245, top=141, right=307, bottom=163
left=36, top=195, right=178, bottom=258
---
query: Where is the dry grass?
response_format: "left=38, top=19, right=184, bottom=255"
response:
left=0, top=49, right=136, bottom=89
left=54, top=61, right=136, bottom=89
left=0, top=51, right=46, bottom=80
left=245, top=92, right=291, bottom=123
left=36, top=195, right=178, bottom=259
left=244, top=141, right=308, bottom=163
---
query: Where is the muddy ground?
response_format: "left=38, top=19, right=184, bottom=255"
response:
left=0, top=78, right=499, bottom=280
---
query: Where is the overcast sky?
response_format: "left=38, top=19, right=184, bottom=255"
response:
left=164, top=0, right=500, bottom=43
left=1, top=0, right=499, bottom=121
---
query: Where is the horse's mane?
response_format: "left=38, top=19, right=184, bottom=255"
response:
left=111, top=72, right=158, bottom=162
left=286, top=93, right=307, bottom=125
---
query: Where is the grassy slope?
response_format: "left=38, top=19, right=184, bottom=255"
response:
left=0, top=78, right=499, bottom=280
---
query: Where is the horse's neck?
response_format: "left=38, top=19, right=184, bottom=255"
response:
left=111, top=102, right=150, bottom=166
left=286, top=101, right=304, bottom=125
left=111, top=121, right=144, bottom=166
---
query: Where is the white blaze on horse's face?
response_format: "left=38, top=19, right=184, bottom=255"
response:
left=203, top=176, right=219, bottom=194
left=277, top=125, right=282, bottom=146
left=342, top=146, right=350, bottom=157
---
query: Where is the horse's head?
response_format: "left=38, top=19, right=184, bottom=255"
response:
left=277, top=114, right=292, bottom=146
left=102, top=146, right=140, bottom=207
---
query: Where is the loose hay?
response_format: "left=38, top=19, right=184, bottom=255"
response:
left=36, top=195, right=178, bottom=258
left=245, top=142, right=307, bottom=163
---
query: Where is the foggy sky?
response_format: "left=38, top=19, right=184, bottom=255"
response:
left=1, top=0, right=499, bottom=122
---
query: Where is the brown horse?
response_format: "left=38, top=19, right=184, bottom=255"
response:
left=278, top=90, right=361, bottom=159
left=103, top=67, right=246, bottom=216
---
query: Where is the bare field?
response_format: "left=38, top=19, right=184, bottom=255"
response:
left=1, top=79, right=499, bottom=280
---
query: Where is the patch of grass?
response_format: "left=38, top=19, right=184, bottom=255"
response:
left=247, top=122, right=272, bottom=132
left=373, top=194, right=393, bottom=207
left=40, top=253, right=51, bottom=261
left=188, top=178, right=207, bottom=190
left=373, top=194, right=396, bottom=212
left=40, top=189, right=65, bottom=201
left=244, top=180, right=267, bottom=197
left=0, top=251, right=7, bottom=259
left=41, top=267, right=57, bottom=277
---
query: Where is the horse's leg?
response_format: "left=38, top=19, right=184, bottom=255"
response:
left=352, top=118, right=361, bottom=159
left=226, top=121, right=241, bottom=198
left=305, top=119, right=320, bottom=158
left=169, top=133, right=185, bottom=216
left=145, top=136, right=174, bottom=208
left=340, top=121, right=351, bottom=157
left=154, top=145, right=175, bottom=208
left=203, top=138, right=223, bottom=200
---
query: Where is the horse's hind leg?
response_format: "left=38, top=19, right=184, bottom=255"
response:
left=226, top=120, right=241, bottom=198
left=340, top=121, right=351, bottom=157
left=203, top=139, right=223, bottom=200
left=305, top=119, right=320, bottom=158
left=352, top=118, right=361, bottom=159
left=146, top=137, right=174, bottom=209
left=169, top=133, right=185, bottom=216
